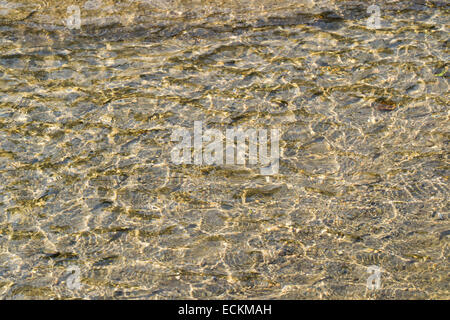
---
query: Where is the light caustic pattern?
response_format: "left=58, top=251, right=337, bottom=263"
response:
left=0, top=0, right=448, bottom=299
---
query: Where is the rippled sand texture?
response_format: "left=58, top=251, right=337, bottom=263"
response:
left=0, top=0, right=449, bottom=299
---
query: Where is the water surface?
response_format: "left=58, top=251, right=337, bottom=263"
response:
left=0, top=0, right=448, bottom=299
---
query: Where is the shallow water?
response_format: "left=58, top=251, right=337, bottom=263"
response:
left=0, top=0, right=448, bottom=299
